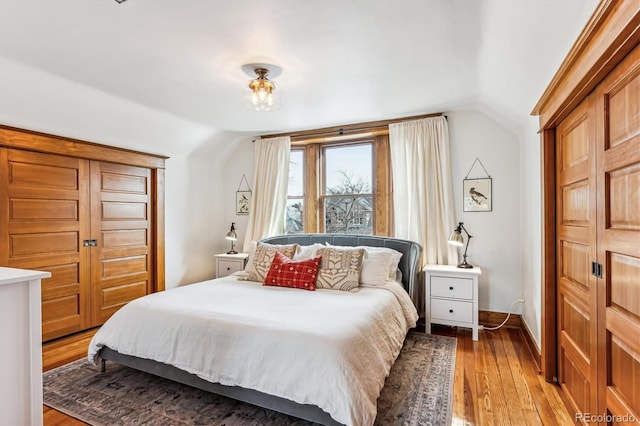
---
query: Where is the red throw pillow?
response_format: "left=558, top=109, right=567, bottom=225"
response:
left=264, top=251, right=322, bottom=291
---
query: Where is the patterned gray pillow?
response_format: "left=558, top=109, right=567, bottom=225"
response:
left=246, top=242, right=298, bottom=282
left=315, top=247, right=365, bottom=292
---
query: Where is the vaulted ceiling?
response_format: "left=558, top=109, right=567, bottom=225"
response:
left=0, top=0, right=598, bottom=153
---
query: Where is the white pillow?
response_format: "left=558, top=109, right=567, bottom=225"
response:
left=293, top=243, right=325, bottom=260
left=323, top=243, right=403, bottom=286
left=363, top=246, right=403, bottom=280
left=244, top=241, right=258, bottom=272
left=361, top=249, right=403, bottom=286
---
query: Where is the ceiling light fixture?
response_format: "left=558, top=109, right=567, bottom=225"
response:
left=242, top=65, right=283, bottom=112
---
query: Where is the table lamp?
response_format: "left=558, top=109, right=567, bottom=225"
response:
left=448, top=222, right=473, bottom=268
left=225, top=222, right=238, bottom=254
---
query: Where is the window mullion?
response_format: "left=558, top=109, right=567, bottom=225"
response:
left=304, top=144, right=319, bottom=232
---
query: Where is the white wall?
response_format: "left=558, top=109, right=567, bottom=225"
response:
left=0, top=55, right=532, bottom=316
left=519, top=117, right=543, bottom=349
left=447, top=110, right=522, bottom=314
left=0, top=56, right=233, bottom=290
left=222, top=137, right=256, bottom=252
left=220, top=110, right=524, bottom=314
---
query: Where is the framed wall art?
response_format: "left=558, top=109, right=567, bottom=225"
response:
left=236, top=191, right=251, bottom=215
left=236, top=174, right=252, bottom=215
left=463, top=177, right=492, bottom=211
left=463, top=158, right=492, bottom=212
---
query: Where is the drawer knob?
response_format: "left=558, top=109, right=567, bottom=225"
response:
left=449, top=286, right=454, bottom=291
left=449, top=309, right=454, bottom=313
left=226, top=267, right=231, bottom=271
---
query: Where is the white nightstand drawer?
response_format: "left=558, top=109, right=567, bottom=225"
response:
left=424, top=265, right=481, bottom=340
left=431, top=299, right=473, bottom=324
left=430, top=276, right=473, bottom=300
left=218, top=259, right=244, bottom=275
left=214, top=253, right=249, bottom=278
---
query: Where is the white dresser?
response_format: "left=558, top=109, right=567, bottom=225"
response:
left=424, top=264, right=482, bottom=341
left=0, top=267, right=51, bottom=426
left=214, top=253, right=249, bottom=278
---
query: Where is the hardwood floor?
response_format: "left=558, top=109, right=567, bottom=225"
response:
left=42, top=326, right=572, bottom=425
left=440, top=325, right=573, bottom=425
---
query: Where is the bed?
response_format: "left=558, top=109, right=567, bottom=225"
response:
left=88, top=234, right=422, bottom=426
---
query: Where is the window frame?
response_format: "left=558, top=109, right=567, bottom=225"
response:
left=289, top=134, right=392, bottom=236
left=285, top=148, right=306, bottom=235
left=320, top=141, right=374, bottom=234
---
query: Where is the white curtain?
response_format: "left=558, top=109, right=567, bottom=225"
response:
left=242, top=136, right=291, bottom=251
left=389, top=116, right=458, bottom=308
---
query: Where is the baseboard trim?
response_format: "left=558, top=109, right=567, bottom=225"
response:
left=478, top=310, right=521, bottom=329
left=520, top=318, right=542, bottom=373
left=477, top=310, right=542, bottom=373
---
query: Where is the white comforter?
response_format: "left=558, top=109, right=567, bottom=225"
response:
left=88, top=276, right=418, bottom=426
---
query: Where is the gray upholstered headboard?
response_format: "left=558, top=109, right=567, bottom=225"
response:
left=260, top=234, right=422, bottom=295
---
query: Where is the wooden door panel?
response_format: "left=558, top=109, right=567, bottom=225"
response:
left=10, top=199, right=78, bottom=220
left=0, top=149, right=91, bottom=341
left=101, top=254, right=148, bottom=278
left=102, top=229, right=147, bottom=248
left=10, top=232, right=78, bottom=256
left=102, top=202, right=147, bottom=220
left=561, top=180, right=591, bottom=225
left=560, top=113, right=591, bottom=170
left=610, top=336, right=640, bottom=416
left=608, top=163, right=640, bottom=230
left=101, top=281, right=147, bottom=311
left=91, top=161, right=152, bottom=325
left=9, top=160, right=79, bottom=189
left=560, top=293, right=591, bottom=357
left=101, top=171, right=148, bottom=194
left=596, top=44, right=640, bottom=423
left=560, top=348, right=591, bottom=414
left=561, top=241, right=590, bottom=291
left=556, top=94, right=599, bottom=419
left=609, top=253, right=640, bottom=321
left=606, top=63, right=640, bottom=149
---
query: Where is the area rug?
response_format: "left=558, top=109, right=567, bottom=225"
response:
left=43, top=332, right=456, bottom=426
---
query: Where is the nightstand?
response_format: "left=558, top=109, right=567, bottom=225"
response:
left=424, top=264, right=482, bottom=341
left=214, top=253, right=249, bottom=278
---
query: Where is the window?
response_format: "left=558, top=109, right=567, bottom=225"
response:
left=285, top=135, right=391, bottom=235
left=285, top=149, right=304, bottom=234
left=322, top=143, right=373, bottom=234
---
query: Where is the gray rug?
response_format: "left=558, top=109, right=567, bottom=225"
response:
left=43, top=332, right=456, bottom=426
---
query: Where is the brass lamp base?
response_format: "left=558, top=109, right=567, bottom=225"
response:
left=457, top=254, right=473, bottom=269
left=226, top=240, right=237, bottom=255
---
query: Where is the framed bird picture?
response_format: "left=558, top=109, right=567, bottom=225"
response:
left=463, top=178, right=492, bottom=212
left=236, top=190, right=251, bottom=215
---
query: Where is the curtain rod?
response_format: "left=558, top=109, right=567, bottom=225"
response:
left=252, top=113, right=446, bottom=142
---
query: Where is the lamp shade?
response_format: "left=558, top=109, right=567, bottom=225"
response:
left=225, top=222, right=237, bottom=240
left=448, top=229, right=464, bottom=246
left=225, top=222, right=238, bottom=254
left=448, top=222, right=474, bottom=269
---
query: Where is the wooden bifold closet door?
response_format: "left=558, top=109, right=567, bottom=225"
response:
left=0, top=148, right=153, bottom=341
left=555, top=93, right=598, bottom=416
left=90, top=161, right=152, bottom=326
left=593, top=44, right=639, bottom=423
left=555, top=43, right=639, bottom=423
